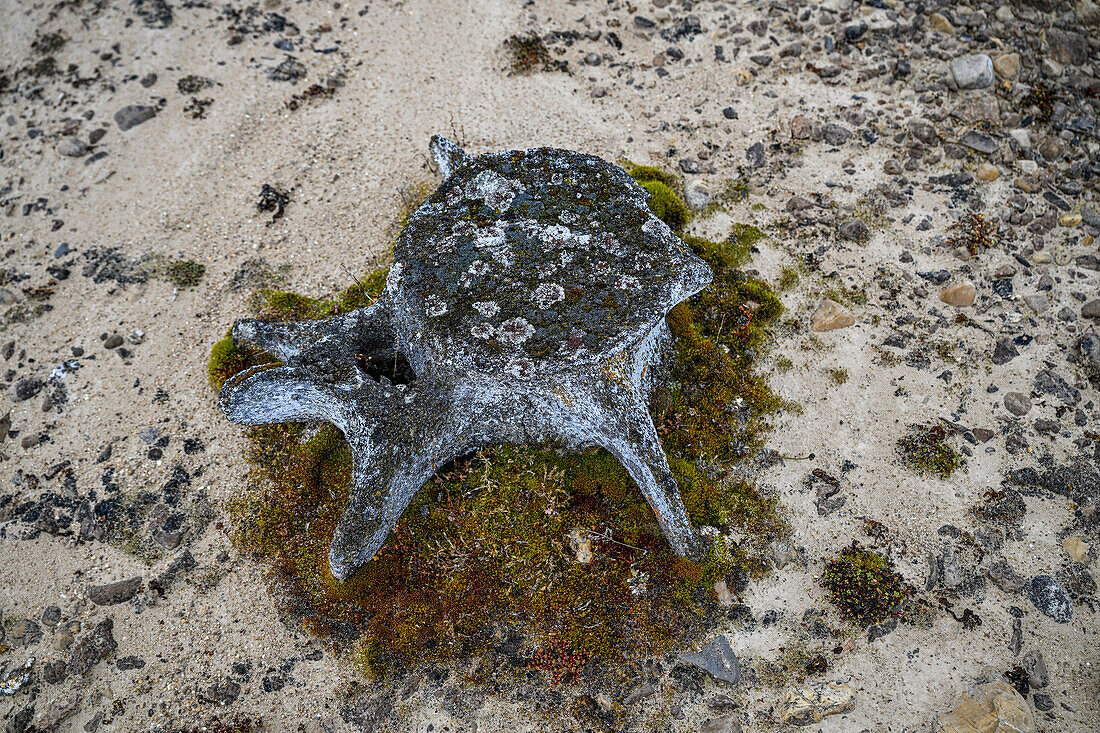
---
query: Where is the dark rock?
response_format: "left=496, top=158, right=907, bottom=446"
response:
left=88, top=576, right=143, bottom=606
left=959, top=131, right=997, bottom=154
left=268, top=57, right=306, bottom=83
left=1034, top=370, right=1079, bottom=405
left=206, top=679, right=241, bottom=705
left=1047, top=29, right=1089, bottom=66
left=43, top=660, right=67, bottom=684
left=12, top=378, right=44, bottom=402
left=103, top=334, right=124, bottom=349
left=9, top=619, right=43, bottom=647
left=132, top=0, right=173, bottom=29
left=114, top=105, right=157, bottom=131
left=992, top=338, right=1019, bottom=365
left=844, top=22, right=867, bottom=42
left=1082, top=300, right=1100, bottom=320
left=745, top=142, right=765, bottom=169
left=1033, top=693, right=1053, bottom=711
left=68, top=618, right=117, bottom=676
left=41, top=605, right=62, bottom=628
left=1028, top=575, right=1072, bottom=623
left=838, top=218, right=870, bottom=242
left=116, top=655, right=146, bottom=670
left=149, top=549, right=196, bottom=596
left=987, top=559, right=1027, bottom=593
left=821, top=123, right=852, bottom=146
left=722, top=106, right=737, bottom=120
left=676, top=635, right=740, bottom=685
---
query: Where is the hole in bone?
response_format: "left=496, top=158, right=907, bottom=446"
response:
left=355, top=342, right=416, bottom=386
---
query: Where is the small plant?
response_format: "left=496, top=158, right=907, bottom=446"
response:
left=778, top=267, right=799, bottom=291
left=947, top=212, right=1000, bottom=256
left=164, top=260, right=206, bottom=288
left=640, top=180, right=689, bottom=230
left=775, top=355, right=794, bottom=373
left=820, top=542, right=910, bottom=627
left=1020, top=82, right=1054, bottom=123
left=897, top=423, right=963, bottom=478
left=827, top=367, right=848, bottom=385
left=504, top=33, right=566, bottom=74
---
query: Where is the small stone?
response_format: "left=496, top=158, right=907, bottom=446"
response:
left=700, top=717, right=743, bottom=733
left=12, top=377, right=44, bottom=402
left=939, top=280, right=976, bottom=307
left=976, top=163, right=1000, bottom=182
left=43, top=660, right=68, bottom=684
left=928, top=12, right=953, bottom=34
left=567, top=528, right=593, bottom=564
left=33, top=694, right=82, bottom=731
left=103, top=334, right=124, bottom=349
left=811, top=299, right=854, bottom=332
left=932, top=680, right=1033, bottom=733
left=838, top=218, right=869, bottom=242
left=57, top=137, right=88, bottom=157
left=1028, top=575, right=1072, bottom=623
left=622, top=682, right=655, bottom=706
left=781, top=681, right=855, bottom=726
left=959, top=131, right=997, bottom=155
left=684, top=180, right=713, bottom=211
left=951, top=55, right=994, bottom=90
left=1003, top=392, right=1031, bottom=416
left=1062, top=536, right=1090, bottom=563
left=790, top=115, right=812, bottom=139
left=1082, top=300, right=1100, bottom=320
left=114, top=105, right=157, bottom=131
left=1059, top=213, right=1082, bottom=227
left=1047, top=29, right=1088, bottom=66
left=993, top=53, right=1021, bottom=79
left=88, top=576, right=143, bottom=606
left=677, top=635, right=741, bottom=685
left=1078, top=0, right=1100, bottom=26
left=1023, top=650, right=1049, bottom=689
left=992, top=338, right=1019, bottom=365
left=722, top=106, right=737, bottom=120
left=9, top=618, right=43, bottom=647
left=1032, top=693, right=1054, bottom=711
left=987, top=559, right=1027, bottom=593
left=116, top=655, right=146, bottom=670
left=68, top=618, right=117, bottom=676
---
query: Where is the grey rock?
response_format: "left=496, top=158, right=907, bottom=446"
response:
left=1034, top=369, right=1079, bottom=405
left=1076, top=332, right=1100, bottom=383
left=206, top=679, right=241, bottom=705
left=700, top=717, right=743, bottom=733
left=42, top=660, right=67, bottom=684
left=114, top=105, right=157, bottom=131
left=103, top=334, right=124, bottom=349
left=9, top=619, right=42, bottom=647
left=12, top=378, right=44, bottom=402
left=1003, top=392, right=1031, bottom=416
left=218, top=137, right=712, bottom=581
left=677, top=635, right=741, bottom=685
left=951, top=54, right=994, bottom=89
left=909, top=120, right=938, bottom=145
left=1047, top=29, right=1089, bottom=66
left=821, top=123, right=852, bottom=146
left=68, top=618, right=117, bottom=676
left=148, top=549, right=196, bottom=595
left=116, top=655, right=146, bottom=670
left=838, top=218, right=870, bottom=242
left=987, top=559, right=1027, bottom=593
left=1082, top=300, right=1100, bottom=319
left=623, top=682, right=655, bottom=706
left=33, top=694, right=82, bottom=731
left=87, top=576, right=143, bottom=606
left=40, top=606, right=61, bottom=628
left=1028, top=575, right=1072, bottom=623
left=57, top=137, right=89, bottom=157
left=1023, top=649, right=1048, bottom=688
left=992, top=338, right=1019, bottom=365
left=745, top=141, right=765, bottom=169
left=1033, top=693, right=1053, bottom=711
left=959, top=131, right=997, bottom=154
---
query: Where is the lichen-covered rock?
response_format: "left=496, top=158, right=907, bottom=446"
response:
left=219, top=137, right=713, bottom=581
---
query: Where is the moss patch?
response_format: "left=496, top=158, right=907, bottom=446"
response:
left=821, top=543, right=911, bottom=627
left=897, top=424, right=964, bottom=479
left=640, top=180, right=689, bottom=231
left=214, top=166, right=790, bottom=690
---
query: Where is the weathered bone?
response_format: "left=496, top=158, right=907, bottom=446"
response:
left=219, top=138, right=713, bottom=581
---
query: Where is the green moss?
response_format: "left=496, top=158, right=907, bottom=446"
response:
left=730, top=223, right=764, bottom=249
left=209, top=335, right=255, bottom=391
left=778, top=267, right=799, bottom=291
left=824, top=286, right=867, bottom=307
left=827, top=368, right=848, bottom=386
left=639, top=180, right=689, bottom=231
left=897, top=424, right=964, bottom=479
left=820, top=543, right=910, bottom=627
left=164, top=260, right=206, bottom=288
left=627, top=165, right=677, bottom=188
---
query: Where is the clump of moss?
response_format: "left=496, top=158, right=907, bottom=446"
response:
left=778, top=267, right=799, bottom=291
left=827, top=368, right=848, bottom=385
left=504, top=33, right=566, bottom=74
left=1020, top=82, right=1054, bottom=123
left=627, top=165, right=678, bottom=188
left=947, top=212, right=1000, bottom=256
left=897, top=424, right=964, bottom=479
left=820, top=543, right=910, bottom=627
left=824, top=285, right=867, bottom=307
left=164, top=260, right=206, bottom=288
left=639, top=180, right=689, bottom=231
left=215, top=166, right=791, bottom=688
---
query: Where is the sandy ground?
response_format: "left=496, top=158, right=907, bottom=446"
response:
left=1, top=0, right=1099, bottom=731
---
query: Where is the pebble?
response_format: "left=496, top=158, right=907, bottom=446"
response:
left=928, top=12, right=953, bottom=34
left=684, top=180, right=713, bottom=211
left=837, top=218, right=869, bottom=242
left=88, top=575, right=143, bottom=605
left=950, top=55, right=994, bottom=90
left=114, top=105, right=157, bottom=131
left=1081, top=300, right=1100, bottom=320
left=987, top=559, right=1027, bottom=593
left=993, top=53, right=1021, bottom=79
left=57, top=137, right=89, bottom=157
left=811, top=299, right=855, bottom=332
left=12, top=377, right=44, bottom=402
left=1061, top=536, right=1090, bottom=563
left=975, top=162, right=1000, bottom=182
left=1023, top=649, right=1049, bottom=689
left=939, top=280, right=976, bottom=307
left=1003, top=392, right=1031, bottom=416
left=1028, top=575, right=1072, bottom=623
left=959, top=131, right=997, bottom=155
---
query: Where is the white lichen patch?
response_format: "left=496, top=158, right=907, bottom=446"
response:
left=504, top=356, right=534, bottom=379
left=533, top=282, right=565, bottom=309
left=472, top=301, right=500, bottom=318
left=470, top=323, right=496, bottom=340
left=425, top=294, right=448, bottom=317
left=498, top=317, right=535, bottom=345
left=464, top=170, right=523, bottom=210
